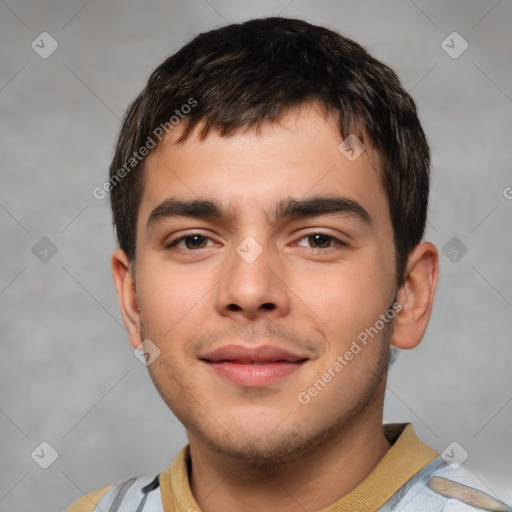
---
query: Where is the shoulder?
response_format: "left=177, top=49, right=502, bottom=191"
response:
left=379, top=457, right=512, bottom=512
left=66, top=485, right=114, bottom=512
left=66, top=474, right=162, bottom=512
left=428, top=463, right=511, bottom=511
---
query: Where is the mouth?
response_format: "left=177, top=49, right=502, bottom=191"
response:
left=200, top=344, right=310, bottom=387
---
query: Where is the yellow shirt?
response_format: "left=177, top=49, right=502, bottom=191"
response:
left=67, top=423, right=438, bottom=512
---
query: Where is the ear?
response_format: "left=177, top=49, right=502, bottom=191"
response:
left=391, top=242, right=439, bottom=350
left=111, top=248, right=142, bottom=349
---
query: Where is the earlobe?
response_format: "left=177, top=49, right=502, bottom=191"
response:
left=390, top=242, right=439, bottom=350
left=111, top=248, right=142, bottom=349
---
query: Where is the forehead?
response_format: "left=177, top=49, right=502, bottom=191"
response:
left=137, top=104, right=388, bottom=229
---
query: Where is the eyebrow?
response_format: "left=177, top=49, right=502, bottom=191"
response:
left=146, top=196, right=372, bottom=229
left=147, top=198, right=229, bottom=229
left=270, top=196, right=371, bottom=225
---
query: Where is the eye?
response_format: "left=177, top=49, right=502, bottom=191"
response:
left=296, top=232, right=346, bottom=250
left=168, top=234, right=214, bottom=250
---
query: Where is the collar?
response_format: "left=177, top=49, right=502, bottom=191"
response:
left=159, top=423, right=438, bottom=512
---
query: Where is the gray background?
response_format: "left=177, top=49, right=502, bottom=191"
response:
left=1, top=1, right=511, bottom=510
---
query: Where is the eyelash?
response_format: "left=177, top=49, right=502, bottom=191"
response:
left=295, top=232, right=348, bottom=252
left=166, top=232, right=215, bottom=251
left=166, top=231, right=348, bottom=253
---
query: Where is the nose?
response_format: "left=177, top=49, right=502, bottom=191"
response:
left=214, top=239, right=291, bottom=321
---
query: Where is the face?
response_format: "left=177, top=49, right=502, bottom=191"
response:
left=122, top=105, right=400, bottom=463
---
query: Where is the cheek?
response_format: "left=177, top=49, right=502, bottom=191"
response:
left=135, top=257, right=216, bottom=337
left=288, top=259, right=392, bottom=347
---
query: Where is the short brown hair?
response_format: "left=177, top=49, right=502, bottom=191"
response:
left=109, top=17, right=430, bottom=283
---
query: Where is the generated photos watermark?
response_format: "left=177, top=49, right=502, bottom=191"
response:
left=93, top=98, right=197, bottom=200
left=298, top=301, right=403, bottom=405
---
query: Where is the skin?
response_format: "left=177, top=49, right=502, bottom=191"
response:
left=112, top=103, right=439, bottom=512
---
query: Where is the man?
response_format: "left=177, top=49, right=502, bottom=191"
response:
left=68, top=17, right=511, bottom=512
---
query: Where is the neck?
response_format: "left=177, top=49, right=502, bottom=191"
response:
left=187, top=408, right=390, bottom=512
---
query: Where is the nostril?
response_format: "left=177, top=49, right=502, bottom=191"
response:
left=226, top=303, right=276, bottom=313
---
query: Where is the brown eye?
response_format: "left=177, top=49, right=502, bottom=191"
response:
left=168, top=234, right=214, bottom=250
left=183, top=235, right=209, bottom=249
left=296, top=232, right=347, bottom=251
left=307, top=233, right=332, bottom=248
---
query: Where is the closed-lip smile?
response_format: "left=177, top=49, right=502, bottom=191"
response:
left=200, top=344, right=309, bottom=387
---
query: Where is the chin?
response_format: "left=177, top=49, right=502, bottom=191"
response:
left=191, top=424, right=312, bottom=465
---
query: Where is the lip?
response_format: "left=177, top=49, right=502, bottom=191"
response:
left=200, top=344, right=309, bottom=387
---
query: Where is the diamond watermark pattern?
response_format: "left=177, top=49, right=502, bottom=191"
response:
left=133, top=339, right=161, bottom=366
left=236, top=236, right=263, bottom=264
left=442, top=236, right=468, bottom=263
left=32, top=237, right=58, bottom=263
left=441, top=32, right=468, bottom=59
left=338, top=134, right=365, bottom=161
left=441, top=441, right=469, bottom=469
left=31, top=32, right=59, bottom=59
left=31, top=441, right=59, bottom=469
